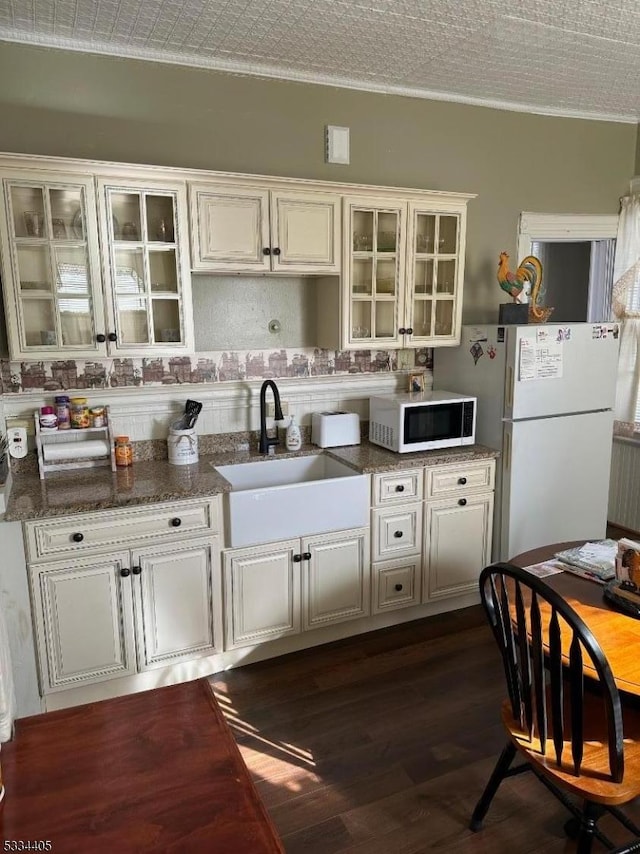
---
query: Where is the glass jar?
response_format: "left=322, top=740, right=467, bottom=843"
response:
left=39, top=406, right=58, bottom=431
left=55, top=395, right=71, bottom=430
left=70, top=397, right=90, bottom=429
left=114, top=436, right=133, bottom=467
left=90, top=406, right=106, bottom=428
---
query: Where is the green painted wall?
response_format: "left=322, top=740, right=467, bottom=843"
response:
left=0, top=41, right=636, bottom=322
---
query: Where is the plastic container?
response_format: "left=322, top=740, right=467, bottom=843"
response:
left=285, top=415, right=302, bottom=451
left=70, top=397, right=90, bottom=429
left=55, top=395, right=71, bottom=430
left=39, top=405, right=58, bottom=431
left=114, top=436, right=133, bottom=467
left=168, top=426, right=198, bottom=466
left=90, top=406, right=106, bottom=428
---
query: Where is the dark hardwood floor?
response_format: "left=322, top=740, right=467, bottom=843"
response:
left=210, top=605, right=640, bottom=854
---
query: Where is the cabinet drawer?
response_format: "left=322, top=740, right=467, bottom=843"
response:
left=372, top=469, right=423, bottom=506
left=372, top=503, right=422, bottom=561
left=25, top=498, right=220, bottom=562
left=372, top=557, right=421, bottom=613
left=426, top=460, right=495, bottom=499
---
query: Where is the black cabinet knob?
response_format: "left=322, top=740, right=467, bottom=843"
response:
left=406, top=327, right=413, bottom=335
left=394, top=583, right=404, bottom=592
left=273, top=247, right=281, bottom=256
left=171, top=517, right=181, bottom=527
left=263, top=247, right=271, bottom=256
left=395, top=484, right=405, bottom=492
left=108, top=332, right=117, bottom=342
left=131, top=565, right=142, bottom=575
left=394, top=530, right=403, bottom=538
left=458, top=477, right=467, bottom=485
left=293, top=553, right=302, bottom=562
left=302, top=552, right=311, bottom=560
left=458, top=498, right=467, bottom=506
left=399, top=327, right=406, bottom=335
left=120, top=567, right=131, bottom=577
left=72, top=532, right=84, bottom=543
left=96, top=333, right=106, bottom=343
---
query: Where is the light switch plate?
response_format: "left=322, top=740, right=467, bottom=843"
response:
left=7, top=426, right=28, bottom=458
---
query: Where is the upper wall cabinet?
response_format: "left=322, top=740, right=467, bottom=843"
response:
left=0, top=170, right=107, bottom=359
left=189, top=183, right=341, bottom=275
left=96, top=178, right=194, bottom=354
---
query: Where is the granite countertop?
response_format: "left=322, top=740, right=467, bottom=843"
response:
left=3, top=441, right=499, bottom=522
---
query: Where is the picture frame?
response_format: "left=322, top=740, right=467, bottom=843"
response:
left=408, top=371, right=425, bottom=394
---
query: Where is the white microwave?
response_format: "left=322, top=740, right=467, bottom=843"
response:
left=369, top=390, right=477, bottom=453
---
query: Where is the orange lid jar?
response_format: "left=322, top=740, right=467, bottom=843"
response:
left=114, top=436, right=133, bottom=467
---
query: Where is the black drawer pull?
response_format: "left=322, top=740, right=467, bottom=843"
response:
left=263, top=247, right=271, bottom=256
left=302, top=552, right=311, bottom=560
left=458, top=498, right=467, bottom=506
left=394, top=530, right=403, bottom=538
left=273, top=247, right=281, bottom=256
left=394, top=583, right=404, bottom=592
left=395, top=485, right=405, bottom=492
left=132, top=565, right=142, bottom=575
left=120, top=567, right=131, bottom=577
left=458, top=477, right=467, bottom=485
left=72, top=532, right=84, bottom=543
left=293, top=553, right=303, bottom=562
left=171, top=517, right=182, bottom=527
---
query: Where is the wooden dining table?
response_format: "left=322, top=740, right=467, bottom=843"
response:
left=510, top=541, right=640, bottom=697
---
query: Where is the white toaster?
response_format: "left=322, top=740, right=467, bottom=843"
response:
left=311, top=411, right=361, bottom=448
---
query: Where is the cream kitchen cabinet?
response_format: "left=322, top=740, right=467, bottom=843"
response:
left=423, top=460, right=495, bottom=601
left=24, top=497, right=222, bottom=695
left=318, top=190, right=472, bottom=350
left=189, top=183, right=341, bottom=274
left=96, top=177, right=194, bottom=353
left=223, top=527, right=369, bottom=650
left=0, top=169, right=107, bottom=359
left=0, top=167, right=194, bottom=359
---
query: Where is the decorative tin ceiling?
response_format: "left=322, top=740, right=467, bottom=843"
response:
left=1, top=0, right=639, bottom=122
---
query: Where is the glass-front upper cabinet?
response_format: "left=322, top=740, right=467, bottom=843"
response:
left=344, top=197, right=407, bottom=348
left=405, top=203, right=464, bottom=346
left=97, top=179, right=193, bottom=354
left=0, top=172, right=106, bottom=358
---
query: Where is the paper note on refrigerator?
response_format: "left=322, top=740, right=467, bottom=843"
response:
left=519, top=337, right=563, bottom=381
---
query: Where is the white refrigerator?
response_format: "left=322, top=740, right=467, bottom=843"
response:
left=434, top=322, right=620, bottom=561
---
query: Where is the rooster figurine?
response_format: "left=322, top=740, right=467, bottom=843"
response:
left=497, top=252, right=550, bottom=321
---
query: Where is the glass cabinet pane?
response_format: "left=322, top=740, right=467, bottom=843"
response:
left=412, top=299, right=432, bottom=338
left=377, top=212, right=397, bottom=252
left=352, top=301, right=372, bottom=340
left=17, top=245, right=51, bottom=293
left=152, top=300, right=181, bottom=343
left=439, top=216, right=458, bottom=254
left=415, top=214, right=436, bottom=254
left=352, top=258, right=373, bottom=295
left=146, top=195, right=175, bottom=243
left=114, top=249, right=145, bottom=294
left=149, top=249, right=178, bottom=293
left=55, top=247, right=94, bottom=346
left=436, top=259, right=456, bottom=295
left=50, top=187, right=83, bottom=239
left=353, top=210, right=373, bottom=252
left=11, top=186, right=45, bottom=238
left=23, top=299, right=57, bottom=347
left=117, top=295, right=149, bottom=344
left=435, top=300, right=454, bottom=336
left=413, top=259, right=433, bottom=295
left=376, top=259, right=396, bottom=296
left=111, top=192, right=142, bottom=241
left=374, top=303, right=396, bottom=338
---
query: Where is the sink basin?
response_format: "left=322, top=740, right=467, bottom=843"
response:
left=214, top=455, right=369, bottom=547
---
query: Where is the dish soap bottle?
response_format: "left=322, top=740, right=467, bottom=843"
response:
left=286, top=414, right=302, bottom=451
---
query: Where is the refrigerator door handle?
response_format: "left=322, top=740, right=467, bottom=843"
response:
left=504, top=429, right=511, bottom=471
left=505, top=365, right=514, bottom=411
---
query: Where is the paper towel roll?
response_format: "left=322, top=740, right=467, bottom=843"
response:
left=43, top=439, right=111, bottom=462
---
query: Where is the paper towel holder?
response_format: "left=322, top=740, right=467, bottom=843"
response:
left=35, top=406, right=117, bottom=480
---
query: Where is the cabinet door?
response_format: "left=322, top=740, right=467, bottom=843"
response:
left=405, top=203, right=466, bottom=346
left=97, top=178, right=194, bottom=353
left=270, top=190, right=341, bottom=273
left=30, top=552, right=136, bottom=692
left=189, top=184, right=271, bottom=272
left=132, top=537, right=221, bottom=670
left=424, top=493, right=494, bottom=600
left=372, top=503, right=422, bottom=561
left=302, top=528, right=370, bottom=630
left=0, top=171, right=107, bottom=359
left=223, top=539, right=300, bottom=649
left=343, top=196, right=407, bottom=350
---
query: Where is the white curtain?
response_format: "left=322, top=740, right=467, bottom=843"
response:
left=0, top=604, right=15, bottom=742
left=611, top=194, right=640, bottom=428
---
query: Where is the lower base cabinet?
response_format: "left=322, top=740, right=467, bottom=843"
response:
left=223, top=527, right=370, bottom=650
left=425, top=492, right=494, bottom=600
left=31, top=537, right=221, bottom=693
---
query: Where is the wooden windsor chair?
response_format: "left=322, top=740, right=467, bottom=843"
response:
left=471, top=562, right=640, bottom=853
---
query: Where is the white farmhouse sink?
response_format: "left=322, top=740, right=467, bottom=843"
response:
left=214, top=455, right=369, bottom=547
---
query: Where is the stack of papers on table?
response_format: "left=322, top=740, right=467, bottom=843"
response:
left=554, top=539, right=618, bottom=583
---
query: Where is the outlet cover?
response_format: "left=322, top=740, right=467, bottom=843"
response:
left=266, top=401, right=290, bottom=418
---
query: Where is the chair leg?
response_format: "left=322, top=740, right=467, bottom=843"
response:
left=470, top=741, right=517, bottom=832
left=576, top=800, right=600, bottom=854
